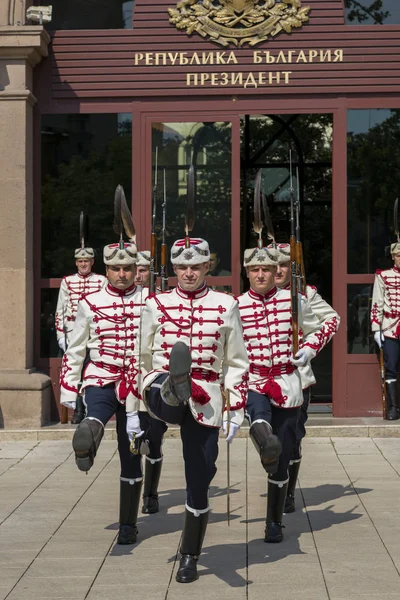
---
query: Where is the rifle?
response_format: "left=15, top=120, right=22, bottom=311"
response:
left=160, top=169, right=168, bottom=292
left=289, top=151, right=299, bottom=354
left=295, top=166, right=306, bottom=294
left=150, top=147, right=158, bottom=294
left=380, top=347, right=387, bottom=419
left=225, top=389, right=231, bottom=527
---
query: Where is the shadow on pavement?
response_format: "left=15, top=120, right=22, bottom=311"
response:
left=107, top=482, right=365, bottom=589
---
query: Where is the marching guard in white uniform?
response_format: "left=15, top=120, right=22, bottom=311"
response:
left=140, top=237, right=249, bottom=583
left=273, top=243, right=340, bottom=512
left=55, top=221, right=106, bottom=423
left=371, top=242, right=400, bottom=420
left=237, top=246, right=329, bottom=542
left=60, top=192, right=147, bottom=545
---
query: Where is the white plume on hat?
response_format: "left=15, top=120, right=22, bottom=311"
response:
left=136, top=250, right=151, bottom=266
left=243, top=246, right=278, bottom=268
left=170, top=238, right=210, bottom=265
left=104, top=184, right=137, bottom=266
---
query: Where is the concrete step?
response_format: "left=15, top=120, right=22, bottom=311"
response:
left=1, top=415, right=400, bottom=441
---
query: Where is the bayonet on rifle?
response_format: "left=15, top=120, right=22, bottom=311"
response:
left=150, top=147, right=158, bottom=294
left=160, top=169, right=168, bottom=292
left=289, top=151, right=299, bottom=354
left=295, top=166, right=306, bottom=294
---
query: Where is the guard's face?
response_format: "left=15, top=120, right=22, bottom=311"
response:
left=76, top=258, right=94, bottom=276
left=135, top=265, right=150, bottom=287
left=275, top=261, right=291, bottom=287
left=392, top=253, right=400, bottom=269
left=174, top=262, right=210, bottom=291
left=247, top=265, right=276, bottom=294
left=106, top=264, right=136, bottom=290
left=208, top=253, right=219, bottom=273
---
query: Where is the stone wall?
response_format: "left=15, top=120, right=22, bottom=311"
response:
left=0, top=22, right=51, bottom=427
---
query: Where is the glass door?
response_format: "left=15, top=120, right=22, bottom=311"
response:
left=239, top=113, right=333, bottom=404
left=142, top=114, right=242, bottom=294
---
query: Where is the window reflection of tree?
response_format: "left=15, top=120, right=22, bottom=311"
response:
left=347, top=110, right=400, bottom=275
left=37, top=0, right=129, bottom=29
left=41, top=114, right=132, bottom=278
left=344, top=1, right=396, bottom=25
left=241, top=114, right=333, bottom=301
left=152, top=122, right=232, bottom=274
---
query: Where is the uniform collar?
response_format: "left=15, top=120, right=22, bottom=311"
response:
left=77, top=271, right=92, bottom=279
left=106, top=282, right=137, bottom=297
left=393, top=266, right=400, bottom=274
left=280, top=282, right=290, bottom=290
left=176, top=283, right=208, bottom=300
left=248, top=286, right=277, bottom=301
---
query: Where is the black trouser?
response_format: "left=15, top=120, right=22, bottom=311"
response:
left=246, top=390, right=299, bottom=482
left=292, top=388, right=311, bottom=461
left=84, top=384, right=142, bottom=480
left=139, top=411, right=168, bottom=461
left=146, top=374, right=219, bottom=510
left=383, top=337, right=400, bottom=380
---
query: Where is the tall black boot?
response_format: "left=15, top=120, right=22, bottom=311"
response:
left=386, top=381, right=400, bottom=421
left=71, top=395, right=85, bottom=425
left=176, top=508, right=209, bottom=583
left=142, top=458, right=163, bottom=514
left=72, top=418, right=104, bottom=472
left=265, top=479, right=289, bottom=543
left=249, top=420, right=281, bottom=474
left=161, top=342, right=192, bottom=406
left=117, top=480, right=143, bottom=545
left=284, top=459, right=301, bottom=514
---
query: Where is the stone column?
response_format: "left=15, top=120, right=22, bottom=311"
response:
left=0, top=25, right=51, bottom=428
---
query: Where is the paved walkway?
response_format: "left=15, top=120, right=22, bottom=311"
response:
left=1, top=437, right=400, bottom=599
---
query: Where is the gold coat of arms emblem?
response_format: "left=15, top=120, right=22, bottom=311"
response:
left=168, top=0, right=311, bottom=48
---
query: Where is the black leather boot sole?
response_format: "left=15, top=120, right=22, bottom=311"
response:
left=117, top=524, right=138, bottom=545
left=169, top=342, right=192, bottom=403
left=72, top=421, right=96, bottom=472
left=142, top=495, right=159, bottom=514
left=260, top=436, right=282, bottom=472
left=264, top=522, right=284, bottom=543
left=176, top=554, right=198, bottom=583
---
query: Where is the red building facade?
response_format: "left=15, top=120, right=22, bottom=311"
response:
left=33, top=0, right=400, bottom=419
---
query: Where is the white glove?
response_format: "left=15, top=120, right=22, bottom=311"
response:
left=374, top=331, right=385, bottom=349
left=126, top=411, right=144, bottom=442
left=290, top=346, right=314, bottom=367
left=222, top=421, right=240, bottom=444
left=58, top=337, right=66, bottom=352
left=61, top=400, right=76, bottom=410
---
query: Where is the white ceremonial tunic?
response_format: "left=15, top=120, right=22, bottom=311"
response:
left=140, top=283, right=250, bottom=428
left=55, top=272, right=106, bottom=344
left=60, top=282, right=145, bottom=411
left=237, top=286, right=327, bottom=408
left=371, top=267, right=400, bottom=339
left=297, top=285, right=340, bottom=389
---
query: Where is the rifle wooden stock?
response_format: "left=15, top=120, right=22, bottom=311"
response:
left=380, top=348, right=387, bottom=419
left=296, top=241, right=306, bottom=294
left=61, top=405, right=68, bottom=424
left=290, top=236, right=299, bottom=354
